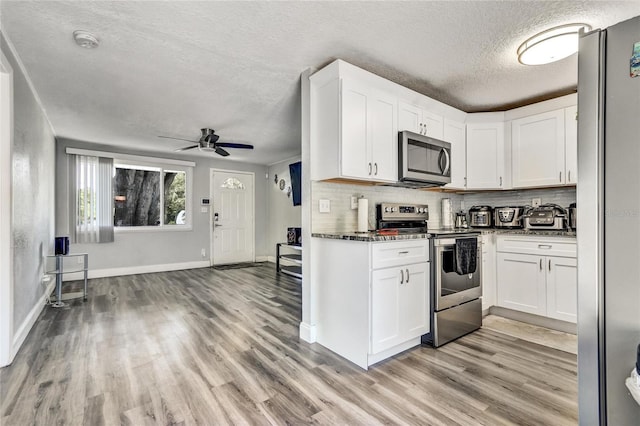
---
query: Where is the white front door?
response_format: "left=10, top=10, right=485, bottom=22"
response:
left=210, top=170, right=255, bottom=266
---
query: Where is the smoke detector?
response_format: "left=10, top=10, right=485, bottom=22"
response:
left=73, top=30, right=100, bottom=49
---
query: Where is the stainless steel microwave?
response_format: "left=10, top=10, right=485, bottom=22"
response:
left=398, top=130, right=451, bottom=186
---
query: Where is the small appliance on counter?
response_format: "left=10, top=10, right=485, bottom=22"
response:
left=568, top=202, right=577, bottom=230
left=455, top=211, right=468, bottom=229
left=494, top=206, right=526, bottom=229
left=469, top=205, right=493, bottom=228
left=375, top=202, right=429, bottom=234
left=523, top=204, right=568, bottom=230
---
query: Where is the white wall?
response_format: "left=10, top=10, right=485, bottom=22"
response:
left=267, top=157, right=301, bottom=258
left=1, top=32, right=56, bottom=364
left=55, top=138, right=270, bottom=277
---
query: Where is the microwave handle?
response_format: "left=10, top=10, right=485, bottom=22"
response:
left=438, top=148, right=451, bottom=175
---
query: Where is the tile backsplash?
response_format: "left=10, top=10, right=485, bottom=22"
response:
left=462, top=187, right=576, bottom=210
left=311, top=182, right=462, bottom=233
left=311, top=182, right=577, bottom=234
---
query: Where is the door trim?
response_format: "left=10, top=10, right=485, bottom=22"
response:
left=209, top=168, right=255, bottom=266
left=1, top=51, right=14, bottom=367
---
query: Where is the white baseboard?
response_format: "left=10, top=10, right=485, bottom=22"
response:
left=299, top=322, right=316, bottom=343
left=255, top=256, right=268, bottom=262
left=266, top=256, right=276, bottom=263
left=62, top=260, right=211, bottom=281
left=10, top=278, right=55, bottom=363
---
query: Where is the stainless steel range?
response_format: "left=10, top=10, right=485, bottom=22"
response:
left=423, top=230, right=482, bottom=347
left=375, top=203, right=482, bottom=347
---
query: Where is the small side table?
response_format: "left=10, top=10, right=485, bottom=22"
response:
left=276, top=243, right=302, bottom=279
left=45, top=253, right=88, bottom=308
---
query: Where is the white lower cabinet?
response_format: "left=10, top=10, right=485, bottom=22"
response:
left=314, top=238, right=430, bottom=369
left=481, top=233, right=496, bottom=311
left=371, top=262, right=429, bottom=354
left=496, top=236, right=577, bottom=323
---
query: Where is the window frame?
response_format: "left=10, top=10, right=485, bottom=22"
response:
left=66, top=148, right=194, bottom=233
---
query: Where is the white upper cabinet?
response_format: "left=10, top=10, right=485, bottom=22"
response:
left=466, top=122, right=505, bottom=189
left=511, top=109, right=566, bottom=188
left=310, top=69, right=398, bottom=183
left=443, top=118, right=467, bottom=189
left=341, top=80, right=397, bottom=182
left=564, top=105, right=578, bottom=184
left=398, top=101, right=444, bottom=139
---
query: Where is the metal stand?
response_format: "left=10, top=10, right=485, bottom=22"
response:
left=46, top=253, right=89, bottom=308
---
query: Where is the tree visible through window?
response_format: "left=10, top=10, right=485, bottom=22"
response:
left=113, top=166, right=187, bottom=227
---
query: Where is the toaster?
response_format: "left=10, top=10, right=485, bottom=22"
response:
left=494, top=206, right=526, bottom=229
left=523, top=204, right=567, bottom=230
left=469, top=205, right=493, bottom=228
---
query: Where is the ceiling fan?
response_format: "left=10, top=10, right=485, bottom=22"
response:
left=158, top=128, right=254, bottom=157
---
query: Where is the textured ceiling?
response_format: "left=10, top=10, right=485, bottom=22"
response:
left=2, top=1, right=639, bottom=165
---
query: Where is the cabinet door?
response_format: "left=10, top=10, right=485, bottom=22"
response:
left=371, top=268, right=403, bottom=353
left=496, top=252, right=546, bottom=316
left=369, top=90, right=398, bottom=182
left=466, top=122, right=505, bottom=189
left=443, top=119, right=467, bottom=189
left=564, top=105, right=578, bottom=185
left=422, top=111, right=444, bottom=140
left=481, top=233, right=496, bottom=311
left=511, top=109, right=565, bottom=188
left=546, top=256, right=577, bottom=323
left=340, top=80, right=370, bottom=179
left=398, top=101, right=421, bottom=134
left=401, top=262, right=430, bottom=338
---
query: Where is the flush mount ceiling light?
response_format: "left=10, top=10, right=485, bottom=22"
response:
left=517, top=23, right=591, bottom=65
left=73, top=30, right=100, bottom=49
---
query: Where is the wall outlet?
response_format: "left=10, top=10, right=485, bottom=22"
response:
left=201, top=248, right=206, bottom=258
left=200, top=206, right=208, bottom=213
left=350, top=195, right=358, bottom=210
left=532, top=198, right=541, bottom=207
left=319, top=199, right=331, bottom=213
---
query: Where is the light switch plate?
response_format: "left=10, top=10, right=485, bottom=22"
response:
left=319, top=199, right=331, bottom=213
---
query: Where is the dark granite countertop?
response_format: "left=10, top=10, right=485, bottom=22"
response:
left=312, top=228, right=576, bottom=241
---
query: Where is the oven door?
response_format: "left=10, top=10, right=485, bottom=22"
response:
left=399, top=131, right=451, bottom=185
left=433, top=237, right=482, bottom=311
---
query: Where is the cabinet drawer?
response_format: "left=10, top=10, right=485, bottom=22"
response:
left=497, top=236, right=576, bottom=258
left=372, top=240, right=429, bottom=269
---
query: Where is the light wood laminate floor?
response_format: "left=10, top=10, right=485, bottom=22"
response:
left=1, top=265, right=577, bottom=425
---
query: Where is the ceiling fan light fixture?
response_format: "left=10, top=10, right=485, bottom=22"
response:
left=517, top=23, right=591, bottom=65
left=73, top=30, right=100, bottom=49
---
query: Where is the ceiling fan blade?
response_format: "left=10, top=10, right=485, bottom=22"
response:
left=215, top=147, right=230, bottom=157
left=158, top=135, right=198, bottom=143
left=174, top=145, right=199, bottom=152
left=216, top=142, right=254, bottom=150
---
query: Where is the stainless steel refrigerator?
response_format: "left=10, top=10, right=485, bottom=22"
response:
left=578, top=16, right=640, bottom=425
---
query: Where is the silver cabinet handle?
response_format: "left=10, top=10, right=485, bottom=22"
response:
left=538, top=244, right=552, bottom=249
left=398, top=251, right=409, bottom=254
left=419, top=123, right=424, bottom=134
left=549, top=259, right=551, bottom=271
left=539, top=259, right=543, bottom=270
left=568, top=170, right=571, bottom=182
left=368, top=163, right=372, bottom=175
left=400, top=269, right=404, bottom=284
left=423, top=123, right=427, bottom=135
left=214, top=223, right=222, bottom=227
left=464, top=176, right=467, bottom=186
left=559, top=171, right=562, bottom=182
left=374, top=163, right=378, bottom=175
left=499, top=176, right=503, bottom=187
left=405, top=268, right=410, bottom=283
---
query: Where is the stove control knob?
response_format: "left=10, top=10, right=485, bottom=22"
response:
left=391, top=207, right=397, bottom=212
left=418, top=208, right=423, bottom=213
left=384, top=207, right=390, bottom=213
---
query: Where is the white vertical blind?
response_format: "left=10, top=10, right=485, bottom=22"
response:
left=75, top=155, right=113, bottom=243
